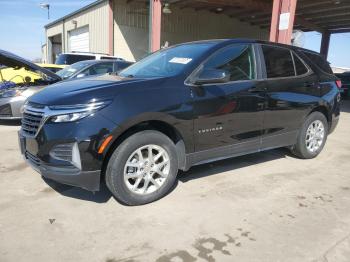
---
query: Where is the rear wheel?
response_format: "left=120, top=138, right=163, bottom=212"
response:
left=291, top=112, right=328, bottom=159
left=105, top=130, right=178, bottom=205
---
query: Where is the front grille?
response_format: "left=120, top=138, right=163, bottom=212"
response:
left=50, top=144, right=73, bottom=162
left=0, top=104, right=12, bottom=117
left=25, top=151, right=40, bottom=167
left=21, top=111, right=44, bottom=136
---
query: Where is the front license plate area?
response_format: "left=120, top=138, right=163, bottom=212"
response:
left=26, top=138, right=38, bottom=155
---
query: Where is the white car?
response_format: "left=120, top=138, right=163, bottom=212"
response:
left=55, top=52, right=124, bottom=65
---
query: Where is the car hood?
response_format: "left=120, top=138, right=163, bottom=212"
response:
left=0, top=49, right=62, bottom=82
left=28, top=74, right=167, bottom=105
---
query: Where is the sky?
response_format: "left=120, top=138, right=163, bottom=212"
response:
left=0, top=0, right=349, bottom=67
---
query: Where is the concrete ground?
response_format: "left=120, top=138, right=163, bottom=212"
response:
left=1, top=101, right=350, bottom=262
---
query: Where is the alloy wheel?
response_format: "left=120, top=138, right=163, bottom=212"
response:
left=123, top=144, right=170, bottom=195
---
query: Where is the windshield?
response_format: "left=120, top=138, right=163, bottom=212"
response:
left=56, top=61, right=91, bottom=79
left=119, top=43, right=215, bottom=78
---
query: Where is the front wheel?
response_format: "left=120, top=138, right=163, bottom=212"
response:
left=291, top=112, right=328, bottom=159
left=105, top=130, right=178, bottom=205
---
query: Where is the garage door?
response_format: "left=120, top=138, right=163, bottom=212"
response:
left=69, top=26, right=89, bottom=52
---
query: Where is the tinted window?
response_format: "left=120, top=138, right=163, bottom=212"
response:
left=119, top=43, right=215, bottom=78
left=202, top=44, right=255, bottom=81
left=262, top=45, right=295, bottom=78
left=301, top=51, right=333, bottom=74
left=293, top=53, right=308, bottom=75
left=56, top=61, right=92, bottom=79
left=116, top=62, right=133, bottom=71
left=83, top=62, right=114, bottom=76
left=55, top=54, right=95, bottom=65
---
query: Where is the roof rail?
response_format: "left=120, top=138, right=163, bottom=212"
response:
left=70, top=51, right=110, bottom=55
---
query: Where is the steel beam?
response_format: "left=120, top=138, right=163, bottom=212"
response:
left=320, top=31, right=330, bottom=59
left=149, top=0, right=162, bottom=53
left=270, top=0, right=298, bottom=44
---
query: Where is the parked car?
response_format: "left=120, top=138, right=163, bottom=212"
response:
left=56, top=59, right=133, bottom=80
left=335, top=72, right=350, bottom=98
left=0, top=50, right=62, bottom=119
left=55, top=52, right=125, bottom=65
left=19, top=39, right=340, bottom=205
left=0, top=51, right=130, bottom=120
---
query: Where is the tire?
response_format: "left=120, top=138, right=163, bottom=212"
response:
left=105, top=130, right=178, bottom=205
left=291, top=112, right=328, bottom=159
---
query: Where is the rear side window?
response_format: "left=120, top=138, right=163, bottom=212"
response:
left=262, top=45, right=295, bottom=78
left=55, top=54, right=95, bottom=65
left=301, top=51, right=333, bottom=74
left=203, top=44, right=256, bottom=81
left=293, top=53, right=308, bottom=76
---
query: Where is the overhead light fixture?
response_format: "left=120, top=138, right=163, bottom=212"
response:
left=334, top=0, right=341, bottom=4
left=163, top=3, right=172, bottom=14
left=39, top=3, right=50, bottom=19
left=216, top=7, right=223, bottom=12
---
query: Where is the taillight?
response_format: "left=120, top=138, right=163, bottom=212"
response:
left=336, top=80, right=342, bottom=88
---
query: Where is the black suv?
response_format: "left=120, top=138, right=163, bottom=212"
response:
left=19, top=39, right=340, bottom=205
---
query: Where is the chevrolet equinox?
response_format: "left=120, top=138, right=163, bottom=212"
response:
left=19, top=39, right=341, bottom=205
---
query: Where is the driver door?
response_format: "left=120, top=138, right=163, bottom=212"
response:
left=190, top=44, right=266, bottom=162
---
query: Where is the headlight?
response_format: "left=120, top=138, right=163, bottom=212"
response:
left=1, top=89, right=22, bottom=98
left=49, top=100, right=111, bottom=123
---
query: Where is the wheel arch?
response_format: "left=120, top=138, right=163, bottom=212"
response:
left=309, top=104, right=331, bottom=127
left=101, top=120, right=188, bottom=178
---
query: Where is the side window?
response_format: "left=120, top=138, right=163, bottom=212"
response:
left=202, top=44, right=256, bottom=81
left=84, top=63, right=114, bottom=76
left=301, top=51, right=333, bottom=74
left=293, top=53, right=308, bottom=76
left=262, top=45, right=295, bottom=78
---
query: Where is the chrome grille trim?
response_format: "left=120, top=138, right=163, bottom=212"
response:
left=21, top=111, right=44, bottom=137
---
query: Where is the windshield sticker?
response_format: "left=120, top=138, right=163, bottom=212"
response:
left=169, top=57, right=193, bottom=64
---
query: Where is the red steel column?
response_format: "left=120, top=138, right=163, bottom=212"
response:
left=269, top=0, right=297, bottom=44
left=108, top=0, right=114, bottom=56
left=320, top=31, right=331, bottom=59
left=149, top=0, right=162, bottom=52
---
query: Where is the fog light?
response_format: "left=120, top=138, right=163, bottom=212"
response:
left=50, top=142, right=82, bottom=170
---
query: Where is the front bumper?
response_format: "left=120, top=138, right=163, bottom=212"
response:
left=19, top=133, right=101, bottom=191
left=18, top=110, right=117, bottom=192
left=0, top=96, right=26, bottom=119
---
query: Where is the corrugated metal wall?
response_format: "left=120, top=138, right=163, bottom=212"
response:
left=114, top=0, right=268, bottom=61
left=46, top=1, right=109, bottom=62
left=46, top=0, right=269, bottom=63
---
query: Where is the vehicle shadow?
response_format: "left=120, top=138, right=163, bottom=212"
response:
left=341, top=99, right=350, bottom=113
left=42, top=148, right=291, bottom=204
left=0, top=119, right=21, bottom=126
left=179, top=148, right=292, bottom=183
left=42, top=177, right=113, bottom=203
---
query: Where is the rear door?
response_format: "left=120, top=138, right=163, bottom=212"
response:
left=191, top=44, right=266, bottom=162
left=260, top=44, right=320, bottom=149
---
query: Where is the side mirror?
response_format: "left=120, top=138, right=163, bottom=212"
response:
left=194, top=69, right=230, bottom=85
left=76, top=73, right=87, bottom=79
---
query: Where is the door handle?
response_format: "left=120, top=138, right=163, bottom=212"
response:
left=304, top=82, right=319, bottom=88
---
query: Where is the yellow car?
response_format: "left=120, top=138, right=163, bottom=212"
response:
left=0, top=63, right=65, bottom=84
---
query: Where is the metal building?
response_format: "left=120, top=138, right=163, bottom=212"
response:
left=45, top=0, right=350, bottom=63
